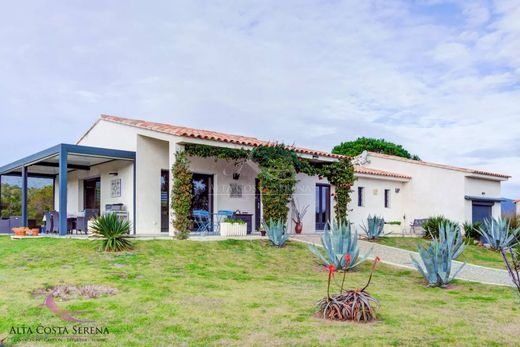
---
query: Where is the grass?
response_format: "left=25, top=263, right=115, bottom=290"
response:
left=376, top=237, right=510, bottom=270
left=0, top=236, right=518, bottom=346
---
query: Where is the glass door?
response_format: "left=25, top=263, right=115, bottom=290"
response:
left=84, top=178, right=101, bottom=210
left=191, top=174, right=214, bottom=230
left=315, top=184, right=330, bottom=230
left=160, top=170, right=169, bottom=232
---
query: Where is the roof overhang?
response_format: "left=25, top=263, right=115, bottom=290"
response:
left=0, top=144, right=136, bottom=177
left=464, top=195, right=504, bottom=203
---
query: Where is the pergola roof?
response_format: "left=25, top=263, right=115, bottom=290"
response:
left=0, top=144, right=135, bottom=177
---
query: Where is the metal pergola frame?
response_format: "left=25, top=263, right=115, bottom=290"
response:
left=0, top=144, right=136, bottom=235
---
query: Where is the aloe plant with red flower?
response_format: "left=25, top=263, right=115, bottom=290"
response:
left=316, top=256, right=381, bottom=322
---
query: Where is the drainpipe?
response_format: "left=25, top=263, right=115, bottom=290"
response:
left=58, top=147, right=68, bottom=236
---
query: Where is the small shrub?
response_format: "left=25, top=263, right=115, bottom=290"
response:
left=477, top=217, right=519, bottom=250
left=462, top=221, right=481, bottom=240
left=263, top=219, right=289, bottom=247
left=89, top=213, right=134, bottom=252
left=308, top=220, right=368, bottom=270
left=386, top=221, right=401, bottom=225
left=422, top=216, right=459, bottom=239
left=411, top=223, right=465, bottom=287
left=222, top=218, right=246, bottom=224
left=171, top=150, right=193, bottom=239
left=361, top=215, right=385, bottom=240
left=316, top=256, right=380, bottom=322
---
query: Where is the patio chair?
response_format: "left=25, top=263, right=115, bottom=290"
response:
left=76, top=209, right=99, bottom=234
left=192, top=210, right=211, bottom=233
left=44, top=212, right=52, bottom=234
left=410, top=218, right=428, bottom=235
left=50, top=211, right=59, bottom=234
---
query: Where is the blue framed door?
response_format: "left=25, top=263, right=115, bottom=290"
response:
left=315, top=184, right=330, bottom=230
left=472, top=201, right=493, bottom=224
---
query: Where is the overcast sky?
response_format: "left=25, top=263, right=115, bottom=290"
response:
left=0, top=0, right=519, bottom=196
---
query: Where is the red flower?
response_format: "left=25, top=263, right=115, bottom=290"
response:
left=344, top=254, right=352, bottom=264
left=375, top=256, right=381, bottom=262
left=327, top=264, right=335, bottom=274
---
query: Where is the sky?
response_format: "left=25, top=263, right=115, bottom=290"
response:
left=0, top=0, right=519, bottom=196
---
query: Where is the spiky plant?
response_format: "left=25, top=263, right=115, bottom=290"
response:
left=308, top=220, right=368, bottom=270
left=361, top=215, right=385, bottom=240
left=89, top=213, right=134, bottom=252
left=500, top=235, right=520, bottom=299
left=263, top=219, right=289, bottom=247
left=411, top=223, right=465, bottom=287
left=477, top=217, right=519, bottom=250
left=317, top=257, right=380, bottom=322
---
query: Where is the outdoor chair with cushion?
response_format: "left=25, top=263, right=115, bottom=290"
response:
left=76, top=209, right=99, bottom=234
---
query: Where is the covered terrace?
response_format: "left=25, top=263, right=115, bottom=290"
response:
left=0, top=144, right=136, bottom=235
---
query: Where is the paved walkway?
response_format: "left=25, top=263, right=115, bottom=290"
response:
left=291, top=234, right=514, bottom=287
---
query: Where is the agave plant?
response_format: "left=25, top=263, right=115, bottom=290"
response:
left=361, top=215, right=385, bottom=240
left=89, top=213, right=134, bottom=252
left=410, top=223, right=465, bottom=287
left=263, top=219, right=289, bottom=247
left=500, top=235, right=520, bottom=298
left=308, top=220, right=367, bottom=270
left=477, top=217, right=519, bottom=250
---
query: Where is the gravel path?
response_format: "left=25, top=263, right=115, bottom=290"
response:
left=291, top=234, right=514, bottom=287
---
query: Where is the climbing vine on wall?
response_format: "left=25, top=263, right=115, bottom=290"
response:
left=257, top=158, right=297, bottom=225
left=171, top=150, right=193, bottom=239
left=321, top=158, right=355, bottom=223
left=180, top=142, right=356, bottom=228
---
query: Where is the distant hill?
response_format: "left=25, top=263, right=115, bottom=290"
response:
left=501, top=198, right=516, bottom=217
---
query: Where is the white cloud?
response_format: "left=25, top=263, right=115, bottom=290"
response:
left=0, top=0, right=519, bottom=196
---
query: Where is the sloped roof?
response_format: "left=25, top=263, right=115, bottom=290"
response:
left=100, top=115, right=343, bottom=159
left=354, top=166, right=411, bottom=180
left=367, top=152, right=510, bottom=179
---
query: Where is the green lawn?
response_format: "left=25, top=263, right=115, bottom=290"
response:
left=0, top=236, right=519, bottom=346
left=376, top=237, right=509, bottom=270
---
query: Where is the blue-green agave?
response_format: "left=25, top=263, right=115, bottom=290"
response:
left=308, top=220, right=368, bottom=270
left=410, top=223, right=465, bottom=287
left=263, top=219, right=289, bottom=247
left=477, top=217, right=519, bottom=250
left=361, top=215, right=385, bottom=240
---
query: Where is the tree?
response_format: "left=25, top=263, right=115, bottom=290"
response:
left=332, top=137, right=420, bottom=160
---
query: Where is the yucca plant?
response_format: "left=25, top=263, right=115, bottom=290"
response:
left=422, top=216, right=459, bottom=239
left=89, top=213, right=134, bottom=252
left=411, top=223, right=465, bottom=287
left=361, top=215, right=385, bottom=240
left=308, top=220, right=367, bottom=270
left=263, top=219, right=289, bottom=247
left=477, top=217, right=519, bottom=250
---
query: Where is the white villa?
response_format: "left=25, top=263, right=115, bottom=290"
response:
left=0, top=115, right=510, bottom=236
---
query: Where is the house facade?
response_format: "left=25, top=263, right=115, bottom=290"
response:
left=0, top=114, right=510, bottom=236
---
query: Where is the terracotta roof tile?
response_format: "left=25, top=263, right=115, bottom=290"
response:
left=367, top=152, right=510, bottom=179
left=100, top=114, right=344, bottom=158
left=354, top=166, right=411, bottom=180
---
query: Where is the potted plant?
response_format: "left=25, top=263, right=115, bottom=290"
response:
left=291, top=198, right=309, bottom=234
left=384, top=221, right=402, bottom=235
left=220, top=218, right=247, bottom=236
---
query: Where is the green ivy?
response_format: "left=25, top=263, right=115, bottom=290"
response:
left=257, top=158, right=297, bottom=224
left=184, top=143, right=250, bottom=161
left=177, top=143, right=356, bottom=228
left=321, top=158, right=355, bottom=223
left=171, top=150, right=193, bottom=239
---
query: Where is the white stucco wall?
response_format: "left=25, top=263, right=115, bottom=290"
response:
left=348, top=176, right=406, bottom=234
left=55, top=160, right=134, bottom=226
left=135, top=135, right=169, bottom=234
left=364, top=154, right=503, bottom=224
